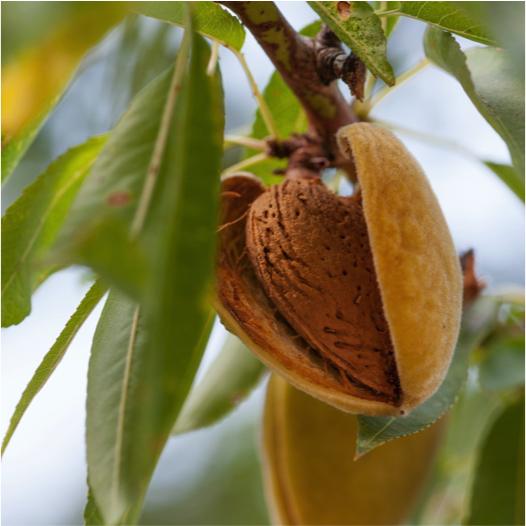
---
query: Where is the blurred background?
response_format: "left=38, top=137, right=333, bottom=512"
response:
left=2, top=2, right=524, bottom=525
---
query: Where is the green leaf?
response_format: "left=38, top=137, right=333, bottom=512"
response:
left=1, top=136, right=107, bottom=327
left=146, top=27, right=224, bottom=374
left=479, top=335, right=525, bottom=393
left=356, top=295, right=501, bottom=456
left=457, top=1, right=525, bottom=83
left=425, top=28, right=525, bottom=177
left=140, top=415, right=269, bottom=525
left=50, top=65, right=178, bottom=296
left=484, top=162, right=525, bottom=203
left=441, top=378, right=501, bottom=465
left=1, top=280, right=108, bottom=456
left=373, top=1, right=401, bottom=38
left=84, top=490, right=104, bottom=526
left=465, top=396, right=525, bottom=525
left=408, top=377, right=505, bottom=526
left=86, top=290, right=215, bottom=525
left=86, top=290, right=151, bottom=525
left=300, top=19, right=324, bottom=39
left=243, top=21, right=320, bottom=185
left=84, top=489, right=146, bottom=526
left=0, top=102, right=56, bottom=191
left=63, top=217, right=147, bottom=300
left=382, top=2, right=496, bottom=46
left=1, top=3, right=130, bottom=184
left=307, top=1, right=395, bottom=86
left=86, top=22, right=224, bottom=524
left=173, top=333, right=267, bottom=435
left=250, top=69, right=306, bottom=139
left=478, top=298, right=525, bottom=393
left=135, top=1, right=245, bottom=51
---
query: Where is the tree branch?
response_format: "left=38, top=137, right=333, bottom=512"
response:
left=219, top=1, right=359, bottom=180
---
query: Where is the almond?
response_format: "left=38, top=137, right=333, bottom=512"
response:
left=214, top=123, right=462, bottom=417
left=263, top=374, right=444, bottom=525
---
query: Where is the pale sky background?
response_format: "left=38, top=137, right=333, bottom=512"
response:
left=2, top=2, right=524, bottom=525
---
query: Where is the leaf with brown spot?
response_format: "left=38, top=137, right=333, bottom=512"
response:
left=336, top=1, right=352, bottom=20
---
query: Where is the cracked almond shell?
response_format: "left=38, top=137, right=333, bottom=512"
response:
left=262, top=374, right=444, bottom=525
left=214, top=123, right=462, bottom=417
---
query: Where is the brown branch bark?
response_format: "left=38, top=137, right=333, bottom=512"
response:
left=219, top=1, right=359, bottom=181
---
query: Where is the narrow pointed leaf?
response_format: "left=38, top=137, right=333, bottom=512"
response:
left=1, top=3, right=129, bottom=183
left=135, top=1, right=245, bottom=50
left=84, top=491, right=104, bottom=526
left=479, top=335, right=525, bottom=392
left=173, top=334, right=266, bottom=435
left=86, top=484, right=143, bottom=526
left=147, top=19, right=225, bottom=435
left=457, top=1, right=525, bottom=82
left=357, top=296, right=501, bottom=456
left=484, top=162, right=525, bottom=203
left=466, top=48, right=525, bottom=178
left=86, top=295, right=216, bottom=525
left=2, top=280, right=108, bottom=455
left=67, top=217, right=147, bottom=300
left=50, top=64, right=178, bottom=296
left=307, top=1, right=395, bottom=86
left=478, top=299, right=525, bottom=392
left=2, top=136, right=107, bottom=327
left=141, top=415, right=268, bottom=525
left=86, top=291, right=150, bottom=525
left=145, top=19, right=225, bottom=436
left=425, top=28, right=525, bottom=177
left=383, top=2, right=496, bottom=46
left=86, top=22, right=224, bottom=524
left=465, top=396, right=525, bottom=525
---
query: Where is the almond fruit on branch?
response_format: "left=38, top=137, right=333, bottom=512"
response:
left=262, top=374, right=445, bottom=525
left=214, top=123, right=463, bottom=417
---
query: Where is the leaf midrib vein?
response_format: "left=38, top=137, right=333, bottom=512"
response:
left=111, top=305, right=140, bottom=505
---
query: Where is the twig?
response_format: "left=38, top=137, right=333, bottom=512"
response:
left=357, top=59, right=430, bottom=119
left=218, top=2, right=358, bottom=180
left=314, top=24, right=367, bottom=101
left=379, top=0, right=389, bottom=32
left=224, top=135, right=267, bottom=151
left=374, top=8, right=403, bottom=17
left=233, top=50, right=282, bottom=142
left=363, top=71, right=377, bottom=101
left=221, top=152, right=268, bottom=176
left=206, top=41, right=220, bottom=76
